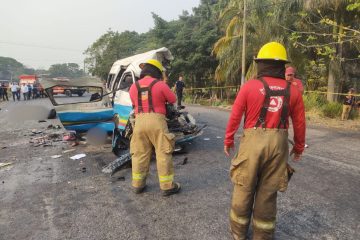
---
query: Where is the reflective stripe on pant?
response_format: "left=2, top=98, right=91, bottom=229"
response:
left=130, top=113, right=175, bottom=190
left=230, top=128, right=289, bottom=240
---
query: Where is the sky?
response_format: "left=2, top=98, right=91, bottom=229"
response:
left=0, top=0, right=200, bottom=69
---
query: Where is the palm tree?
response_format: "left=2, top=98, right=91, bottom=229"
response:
left=212, top=0, right=303, bottom=85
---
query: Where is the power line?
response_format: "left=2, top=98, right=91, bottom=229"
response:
left=0, top=41, right=83, bottom=52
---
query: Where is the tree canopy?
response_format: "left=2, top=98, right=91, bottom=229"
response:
left=83, top=0, right=360, bottom=101
left=0, top=56, right=35, bottom=81
left=48, top=63, right=83, bottom=78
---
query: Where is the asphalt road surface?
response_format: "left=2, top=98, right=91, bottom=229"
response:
left=0, top=99, right=359, bottom=240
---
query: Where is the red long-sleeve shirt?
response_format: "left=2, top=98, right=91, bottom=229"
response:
left=224, top=77, right=306, bottom=154
left=129, top=77, right=176, bottom=115
left=292, top=78, right=304, bottom=94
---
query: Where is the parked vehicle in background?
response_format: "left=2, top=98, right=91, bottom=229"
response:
left=50, top=86, right=86, bottom=97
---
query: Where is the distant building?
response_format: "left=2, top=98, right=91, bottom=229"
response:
left=19, top=75, right=38, bottom=85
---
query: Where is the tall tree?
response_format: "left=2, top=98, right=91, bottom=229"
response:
left=212, top=0, right=303, bottom=85
left=152, top=0, right=221, bottom=87
left=289, top=0, right=360, bottom=101
left=84, top=30, right=142, bottom=79
left=0, top=56, right=36, bottom=81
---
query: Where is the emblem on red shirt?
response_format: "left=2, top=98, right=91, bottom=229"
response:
left=260, top=86, right=284, bottom=112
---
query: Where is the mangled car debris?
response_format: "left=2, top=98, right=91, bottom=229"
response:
left=41, top=47, right=206, bottom=175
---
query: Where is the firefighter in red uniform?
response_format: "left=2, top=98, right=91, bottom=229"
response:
left=224, top=42, right=306, bottom=240
left=285, top=66, right=304, bottom=94
left=129, top=59, right=181, bottom=196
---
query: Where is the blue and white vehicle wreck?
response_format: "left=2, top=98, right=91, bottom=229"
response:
left=42, top=47, right=205, bottom=175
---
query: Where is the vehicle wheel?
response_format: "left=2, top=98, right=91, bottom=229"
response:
left=65, top=90, right=72, bottom=97
left=47, top=109, right=57, bottom=119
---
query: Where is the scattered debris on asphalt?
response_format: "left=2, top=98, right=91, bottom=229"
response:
left=102, top=153, right=131, bottom=175
left=0, top=162, right=13, bottom=169
left=117, top=176, right=125, bottom=181
left=29, top=131, right=63, bottom=147
left=38, top=120, right=47, bottom=123
left=31, top=129, right=43, bottom=135
left=203, top=138, right=210, bottom=141
left=70, top=154, right=86, bottom=160
left=182, top=157, right=188, bottom=165
left=48, top=133, right=62, bottom=140
left=63, top=131, right=77, bottom=141
left=47, top=124, right=61, bottom=129
left=62, top=149, right=76, bottom=154
left=51, top=155, right=62, bottom=159
left=216, top=136, right=222, bottom=139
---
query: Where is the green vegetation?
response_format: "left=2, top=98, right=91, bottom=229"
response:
left=84, top=1, right=224, bottom=86
left=0, top=56, right=84, bottom=80
left=48, top=63, right=83, bottom=78
left=303, top=92, right=327, bottom=111
left=84, top=0, right=359, bottom=105
left=0, top=56, right=35, bottom=81
left=2, top=0, right=358, bottom=121
left=321, top=102, right=342, bottom=118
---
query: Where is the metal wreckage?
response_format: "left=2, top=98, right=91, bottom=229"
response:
left=41, top=47, right=206, bottom=176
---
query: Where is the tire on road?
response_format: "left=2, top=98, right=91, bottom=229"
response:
left=65, top=90, right=72, bottom=97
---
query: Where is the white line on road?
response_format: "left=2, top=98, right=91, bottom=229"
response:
left=304, top=153, right=360, bottom=174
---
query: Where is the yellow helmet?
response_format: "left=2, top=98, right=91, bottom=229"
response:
left=140, top=59, right=164, bottom=72
left=255, top=42, right=289, bottom=62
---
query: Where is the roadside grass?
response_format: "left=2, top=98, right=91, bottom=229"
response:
left=184, top=92, right=360, bottom=130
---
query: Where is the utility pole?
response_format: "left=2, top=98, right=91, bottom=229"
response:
left=240, top=0, right=247, bottom=86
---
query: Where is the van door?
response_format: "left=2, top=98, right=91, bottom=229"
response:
left=112, top=71, right=135, bottom=130
left=46, top=84, right=115, bottom=133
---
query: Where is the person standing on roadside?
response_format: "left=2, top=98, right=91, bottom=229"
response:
left=224, top=42, right=306, bottom=240
left=16, top=83, right=21, bottom=100
left=285, top=66, right=304, bottom=94
left=175, top=75, right=185, bottom=109
left=341, top=88, right=356, bottom=120
left=0, top=83, right=3, bottom=100
left=21, top=83, right=29, bottom=100
left=1, top=83, right=9, bottom=101
left=27, top=83, right=32, bottom=100
left=129, top=59, right=181, bottom=196
left=11, top=83, right=18, bottom=101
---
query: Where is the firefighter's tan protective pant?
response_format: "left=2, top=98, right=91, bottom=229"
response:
left=130, top=113, right=175, bottom=190
left=230, top=128, right=289, bottom=240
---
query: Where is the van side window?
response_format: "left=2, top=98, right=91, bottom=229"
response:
left=107, top=74, right=115, bottom=89
left=119, top=75, right=134, bottom=92
left=112, top=69, right=125, bottom=91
